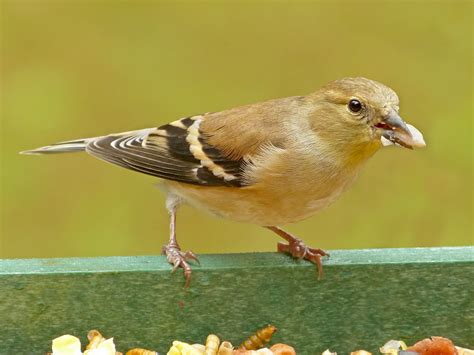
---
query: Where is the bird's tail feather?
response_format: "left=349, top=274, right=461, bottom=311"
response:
left=20, top=137, right=96, bottom=155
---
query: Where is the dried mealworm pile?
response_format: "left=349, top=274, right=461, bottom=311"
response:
left=48, top=328, right=472, bottom=355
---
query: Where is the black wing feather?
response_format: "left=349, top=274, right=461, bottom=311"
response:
left=85, top=119, right=247, bottom=187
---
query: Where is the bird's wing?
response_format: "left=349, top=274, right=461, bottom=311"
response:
left=86, top=96, right=302, bottom=187
left=85, top=115, right=248, bottom=187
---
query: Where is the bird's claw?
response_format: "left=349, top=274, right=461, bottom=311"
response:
left=277, top=239, right=329, bottom=280
left=183, top=250, right=200, bottom=265
left=162, top=244, right=199, bottom=288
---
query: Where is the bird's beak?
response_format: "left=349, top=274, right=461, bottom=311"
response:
left=375, top=110, right=426, bottom=149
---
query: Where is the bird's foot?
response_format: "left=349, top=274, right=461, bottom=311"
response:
left=162, top=244, right=200, bottom=288
left=277, top=238, right=329, bottom=279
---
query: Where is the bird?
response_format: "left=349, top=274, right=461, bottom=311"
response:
left=21, top=77, right=426, bottom=287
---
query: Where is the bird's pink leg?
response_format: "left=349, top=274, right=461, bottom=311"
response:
left=266, top=226, right=329, bottom=279
left=162, top=205, right=199, bottom=288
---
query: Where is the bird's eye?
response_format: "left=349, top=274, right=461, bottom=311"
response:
left=348, top=99, right=362, bottom=113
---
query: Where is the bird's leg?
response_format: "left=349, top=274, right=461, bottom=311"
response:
left=162, top=197, right=199, bottom=288
left=266, top=226, right=329, bottom=279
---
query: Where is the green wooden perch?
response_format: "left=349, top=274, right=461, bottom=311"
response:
left=1, top=247, right=473, bottom=354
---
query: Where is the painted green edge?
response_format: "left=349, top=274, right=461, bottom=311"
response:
left=1, top=247, right=472, bottom=275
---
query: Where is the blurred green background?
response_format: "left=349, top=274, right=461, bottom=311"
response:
left=1, top=0, right=472, bottom=259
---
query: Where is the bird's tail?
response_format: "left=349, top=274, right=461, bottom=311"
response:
left=20, top=137, right=96, bottom=155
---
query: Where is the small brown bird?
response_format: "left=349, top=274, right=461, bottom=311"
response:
left=22, top=77, right=425, bottom=287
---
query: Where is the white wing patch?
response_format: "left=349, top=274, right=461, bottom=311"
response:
left=186, top=119, right=240, bottom=182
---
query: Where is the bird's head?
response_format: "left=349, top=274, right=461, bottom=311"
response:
left=308, top=77, right=425, bottom=166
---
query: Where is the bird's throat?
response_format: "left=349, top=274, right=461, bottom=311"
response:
left=344, top=140, right=381, bottom=169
